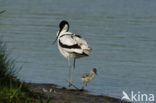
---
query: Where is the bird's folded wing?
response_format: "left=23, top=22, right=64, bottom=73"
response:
left=59, top=35, right=78, bottom=47
left=59, top=34, right=91, bottom=55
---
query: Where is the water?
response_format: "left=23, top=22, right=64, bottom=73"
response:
left=0, top=0, right=156, bottom=100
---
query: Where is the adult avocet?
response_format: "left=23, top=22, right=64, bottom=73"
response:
left=53, top=20, right=91, bottom=87
left=81, top=68, right=97, bottom=89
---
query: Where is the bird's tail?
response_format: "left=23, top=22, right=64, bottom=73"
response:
left=83, top=47, right=92, bottom=56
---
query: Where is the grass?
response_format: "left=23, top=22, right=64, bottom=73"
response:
left=0, top=39, right=51, bottom=103
left=0, top=12, right=50, bottom=102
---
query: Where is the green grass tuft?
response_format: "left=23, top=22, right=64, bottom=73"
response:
left=0, top=39, right=50, bottom=103
left=0, top=40, right=17, bottom=86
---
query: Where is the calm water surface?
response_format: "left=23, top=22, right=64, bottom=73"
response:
left=0, top=0, right=156, bottom=99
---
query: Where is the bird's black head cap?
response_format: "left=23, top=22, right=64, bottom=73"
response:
left=92, top=68, right=97, bottom=74
left=59, top=20, right=69, bottom=31
left=53, top=20, right=69, bottom=44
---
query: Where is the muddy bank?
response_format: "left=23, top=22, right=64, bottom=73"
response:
left=26, top=83, right=129, bottom=103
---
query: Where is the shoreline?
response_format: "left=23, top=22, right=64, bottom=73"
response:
left=26, top=82, right=129, bottom=103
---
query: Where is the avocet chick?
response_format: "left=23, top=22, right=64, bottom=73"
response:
left=81, top=68, right=97, bottom=89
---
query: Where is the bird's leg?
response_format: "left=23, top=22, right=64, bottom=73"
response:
left=72, top=58, right=76, bottom=74
left=68, top=58, right=71, bottom=87
left=70, top=58, right=76, bottom=86
left=85, top=83, right=87, bottom=87
left=82, top=82, right=85, bottom=89
left=67, top=58, right=76, bottom=87
left=73, top=58, right=76, bottom=70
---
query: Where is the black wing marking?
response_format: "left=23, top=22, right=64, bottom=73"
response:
left=75, top=35, right=81, bottom=38
left=59, top=40, right=81, bottom=49
left=72, top=52, right=89, bottom=56
left=60, top=34, right=82, bottom=38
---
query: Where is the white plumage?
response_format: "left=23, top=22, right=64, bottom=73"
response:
left=53, top=20, right=91, bottom=87
left=58, top=33, right=91, bottom=58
